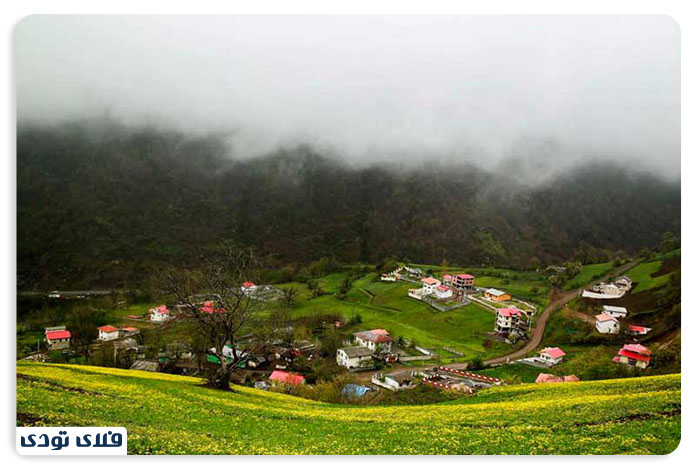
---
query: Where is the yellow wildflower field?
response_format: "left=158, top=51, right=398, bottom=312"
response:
left=16, top=362, right=680, bottom=455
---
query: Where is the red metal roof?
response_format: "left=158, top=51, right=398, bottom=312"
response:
left=623, top=343, right=651, bottom=355
left=269, top=370, right=305, bottom=386
left=498, top=307, right=522, bottom=317
left=595, top=313, right=618, bottom=322
left=421, top=277, right=440, bottom=285
left=541, top=347, right=566, bottom=359
left=436, top=285, right=451, bottom=292
left=456, top=274, right=475, bottom=279
left=150, top=305, right=169, bottom=314
left=98, top=325, right=118, bottom=333
left=242, top=281, right=256, bottom=288
left=617, top=349, right=651, bottom=362
left=628, top=325, right=649, bottom=333
left=46, top=330, right=71, bottom=340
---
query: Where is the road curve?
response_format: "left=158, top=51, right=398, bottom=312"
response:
left=483, top=259, right=640, bottom=366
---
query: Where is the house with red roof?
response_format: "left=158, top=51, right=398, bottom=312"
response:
left=452, top=273, right=475, bottom=291
left=150, top=304, right=170, bottom=322
left=595, top=313, right=620, bottom=334
left=200, top=301, right=226, bottom=314
left=44, top=326, right=71, bottom=350
left=97, top=325, right=120, bottom=341
left=442, top=274, right=453, bottom=285
left=613, top=343, right=652, bottom=369
left=354, top=329, right=393, bottom=353
left=434, top=284, right=453, bottom=299
left=241, top=281, right=258, bottom=295
left=269, top=370, right=305, bottom=386
left=495, top=307, right=526, bottom=335
left=120, top=326, right=140, bottom=335
left=538, top=347, right=566, bottom=366
left=628, top=325, right=652, bottom=336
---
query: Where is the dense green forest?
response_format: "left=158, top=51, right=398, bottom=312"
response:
left=17, top=120, right=680, bottom=289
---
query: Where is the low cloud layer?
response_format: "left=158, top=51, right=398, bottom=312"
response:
left=15, top=15, right=680, bottom=178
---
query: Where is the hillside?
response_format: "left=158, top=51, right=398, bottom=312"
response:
left=16, top=362, right=680, bottom=454
left=17, top=121, right=680, bottom=289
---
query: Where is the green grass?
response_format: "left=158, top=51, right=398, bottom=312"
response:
left=16, top=362, right=681, bottom=454
left=562, top=262, right=614, bottom=290
left=278, top=273, right=506, bottom=359
left=625, top=261, right=673, bottom=293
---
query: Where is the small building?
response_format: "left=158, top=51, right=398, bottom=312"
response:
left=442, top=274, right=453, bottom=285
left=452, top=273, right=475, bottom=291
left=373, top=371, right=416, bottom=391
left=150, top=305, right=170, bottom=322
left=269, top=370, right=305, bottom=386
left=354, top=329, right=392, bottom=353
left=44, top=327, right=71, bottom=350
left=538, top=347, right=566, bottom=366
left=595, top=314, right=620, bottom=334
left=628, top=325, right=652, bottom=336
left=434, top=284, right=453, bottom=299
left=602, top=305, right=628, bottom=319
left=613, top=343, right=652, bottom=369
left=380, top=274, right=396, bottom=282
left=592, top=283, right=623, bottom=296
left=495, top=307, right=524, bottom=335
left=336, top=346, right=374, bottom=369
left=341, top=384, right=373, bottom=398
left=241, top=281, right=258, bottom=294
left=535, top=373, right=580, bottom=384
left=201, top=301, right=226, bottom=314
left=97, top=325, right=120, bottom=341
left=485, top=288, right=511, bottom=302
left=615, top=276, right=633, bottom=291
left=120, top=326, right=140, bottom=336
left=420, top=277, right=441, bottom=295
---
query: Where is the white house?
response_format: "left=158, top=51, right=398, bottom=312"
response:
left=336, top=346, right=374, bottom=369
left=354, top=329, right=392, bottom=353
left=434, top=285, right=453, bottom=299
left=373, top=371, right=416, bottom=391
left=615, top=276, right=633, bottom=291
left=538, top=347, right=566, bottom=366
left=595, top=314, right=620, bottom=334
left=241, top=281, right=258, bottom=295
left=97, top=325, right=120, bottom=341
left=420, top=277, right=441, bottom=295
left=380, top=274, right=396, bottom=282
left=602, top=305, right=628, bottom=319
left=150, top=304, right=170, bottom=322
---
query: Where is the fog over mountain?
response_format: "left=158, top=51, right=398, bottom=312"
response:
left=16, top=15, right=680, bottom=179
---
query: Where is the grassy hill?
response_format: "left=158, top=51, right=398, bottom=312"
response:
left=16, top=362, right=680, bottom=454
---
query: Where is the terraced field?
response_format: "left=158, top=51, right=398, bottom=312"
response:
left=16, top=363, right=681, bottom=454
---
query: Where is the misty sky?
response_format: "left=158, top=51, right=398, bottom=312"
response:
left=15, top=15, right=680, bottom=178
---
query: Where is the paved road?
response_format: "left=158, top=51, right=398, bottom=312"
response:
left=482, top=259, right=640, bottom=366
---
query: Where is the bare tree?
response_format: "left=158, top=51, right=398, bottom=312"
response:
left=160, top=248, right=259, bottom=389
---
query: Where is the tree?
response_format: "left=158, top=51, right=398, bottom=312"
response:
left=160, top=247, right=260, bottom=389
left=66, top=306, right=104, bottom=361
left=280, top=286, right=299, bottom=309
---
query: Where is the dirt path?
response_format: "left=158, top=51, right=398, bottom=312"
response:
left=482, top=259, right=640, bottom=366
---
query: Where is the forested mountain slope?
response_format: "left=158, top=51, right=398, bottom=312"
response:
left=17, top=121, right=680, bottom=288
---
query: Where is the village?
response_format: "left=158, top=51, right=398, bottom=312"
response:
left=25, top=255, right=667, bottom=404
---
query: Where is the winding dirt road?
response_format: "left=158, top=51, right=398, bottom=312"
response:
left=482, top=259, right=640, bottom=366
